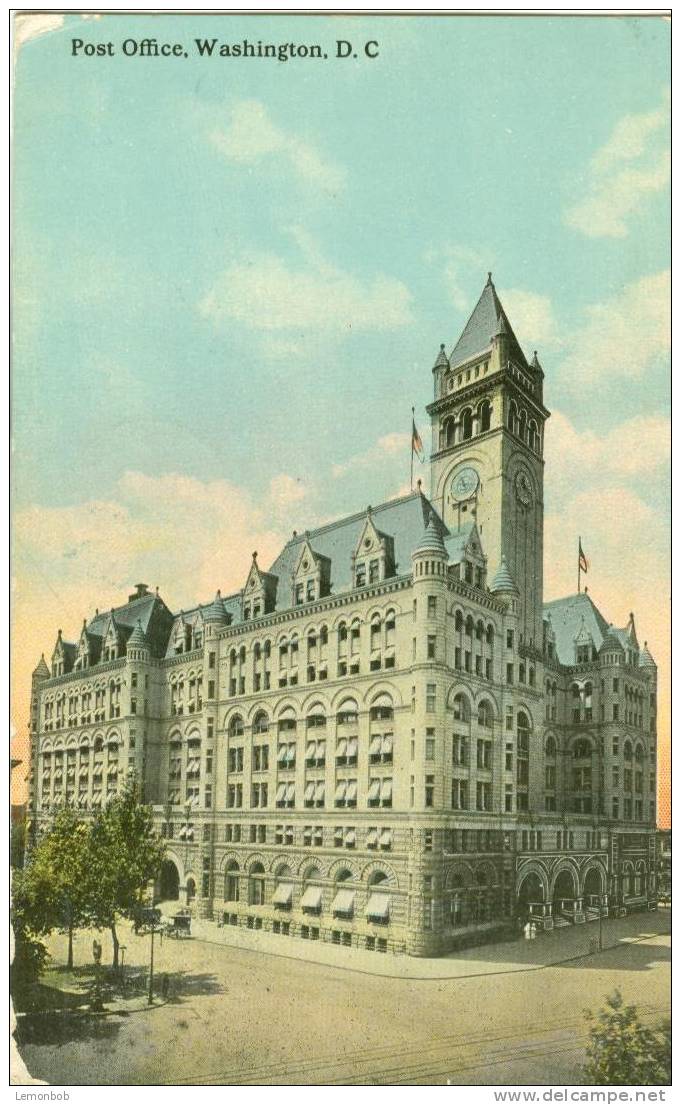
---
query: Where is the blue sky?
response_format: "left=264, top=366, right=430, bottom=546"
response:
left=12, top=12, right=670, bottom=811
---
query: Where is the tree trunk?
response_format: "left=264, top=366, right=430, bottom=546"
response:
left=67, top=921, right=74, bottom=969
left=110, top=923, right=119, bottom=968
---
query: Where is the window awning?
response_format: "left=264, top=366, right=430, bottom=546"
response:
left=277, top=746, right=288, bottom=764
left=369, top=735, right=382, bottom=755
left=335, top=781, right=347, bottom=801
left=286, top=747, right=296, bottom=765
left=336, top=738, right=348, bottom=758
left=315, top=782, right=325, bottom=802
left=305, top=782, right=316, bottom=802
left=382, top=735, right=393, bottom=755
left=276, top=783, right=287, bottom=802
left=272, top=883, right=293, bottom=907
left=367, top=828, right=379, bottom=846
left=344, top=828, right=356, bottom=845
left=331, top=888, right=355, bottom=915
left=300, top=886, right=322, bottom=911
left=366, top=893, right=390, bottom=921
left=380, top=780, right=393, bottom=801
left=305, top=741, right=317, bottom=760
left=379, top=829, right=393, bottom=847
left=346, top=780, right=357, bottom=802
left=79, top=766, right=89, bottom=778
left=286, top=783, right=295, bottom=802
left=347, top=738, right=358, bottom=758
left=178, top=826, right=187, bottom=839
left=368, top=779, right=380, bottom=801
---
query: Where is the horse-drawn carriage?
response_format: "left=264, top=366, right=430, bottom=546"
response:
left=162, top=909, right=192, bottom=939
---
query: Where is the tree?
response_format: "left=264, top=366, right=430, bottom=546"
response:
left=583, top=989, right=671, bottom=1086
left=12, top=807, right=91, bottom=970
left=85, top=783, right=165, bottom=967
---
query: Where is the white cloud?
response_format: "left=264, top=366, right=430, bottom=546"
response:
left=545, top=409, right=670, bottom=505
left=268, top=473, right=309, bottom=510
left=502, top=289, right=561, bottom=351
left=200, top=232, right=413, bottom=335
left=564, top=95, right=670, bottom=238
left=209, top=100, right=346, bottom=193
left=424, top=244, right=490, bottom=312
left=558, top=270, right=669, bottom=385
left=331, top=432, right=410, bottom=479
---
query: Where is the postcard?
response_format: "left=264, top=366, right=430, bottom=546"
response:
left=10, top=9, right=671, bottom=1092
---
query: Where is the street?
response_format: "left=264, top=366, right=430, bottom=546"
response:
left=15, top=912, right=670, bottom=1086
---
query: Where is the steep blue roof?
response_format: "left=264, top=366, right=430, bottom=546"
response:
left=450, top=275, right=527, bottom=370
left=267, top=492, right=434, bottom=612
left=543, top=593, right=610, bottom=665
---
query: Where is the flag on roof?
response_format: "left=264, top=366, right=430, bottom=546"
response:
left=579, top=539, right=589, bottom=574
left=412, top=417, right=424, bottom=463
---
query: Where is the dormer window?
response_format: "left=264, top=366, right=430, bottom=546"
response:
left=295, top=584, right=304, bottom=605
left=355, top=563, right=366, bottom=587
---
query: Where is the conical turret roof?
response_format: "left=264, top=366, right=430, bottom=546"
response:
left=204, top=589, right=229, bottom=624
left=32, top=654, right=49, bottom=678
left=599, top=628, right=624, bottom=653
left=490, top=555, right=519, bottom=594
left=413, top=512, right=447, bottom=557
left=639, top=641, right=656, bottom=668
left=127, top=619, right=148, bottom=650
left=433, top=343, right=449, bottom=370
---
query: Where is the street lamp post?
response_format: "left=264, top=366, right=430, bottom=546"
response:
left=148, top=920, right=155, bottom=1006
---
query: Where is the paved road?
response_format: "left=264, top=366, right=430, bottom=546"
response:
left=16, top=914, right=670, bottom=1086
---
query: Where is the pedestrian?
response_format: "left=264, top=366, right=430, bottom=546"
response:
left=524, top=920, right=532, bottom=941
left=92, top=938, right=102, bottom=965
left=530, top=921, right=537, bottom=941
left=161, top=974, right=170, bottom=1000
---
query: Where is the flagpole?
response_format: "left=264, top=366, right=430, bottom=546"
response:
left=410, top=406, right=415, bottom=492
left=578, top=535, right=581, bottom=595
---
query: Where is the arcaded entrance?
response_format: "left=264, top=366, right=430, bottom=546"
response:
left=159, top=859, right=180, bottom=901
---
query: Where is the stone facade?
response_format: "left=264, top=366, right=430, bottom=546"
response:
left=26, top=277, right=658, bottom=957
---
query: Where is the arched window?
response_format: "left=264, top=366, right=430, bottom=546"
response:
left=573, top=739, right=592, bottom=759
left=465, top=615, right=474, bottom=637
left=461, top=408, right=473, bottom=440
left=455, top=610, right=463, bottom=632
left=249, top=862, right=266, bottom=906
left=229, top=715, right=244, bottom=737
left=475, top=619, right=484, bottom=641
left=517, top=711, right=531, bottom=753
left=370, top=694, right=393, bottom=722
left=518, top=409, right=527, bottom=442
left=253, top=711, right=269, bottom=734
left=441, top=417, right=455, bottom=448
left=545, top=735, right=557, bottom=758
left=224, top=861, right=240, bottom=902
left=477, top=700, right=493, bottom=728
left=635, top=743, right=645, bottom=763
left=507, top=399, right=518, bottom=432
left=478, top=399, right=492, bottom=433
left=486, top=624, right=495, bottom=646
left=623, top=740, right=633, bottom=762
left=453, top=693, right=470, bottom=722
left=528, top=420, right=538, bottom=451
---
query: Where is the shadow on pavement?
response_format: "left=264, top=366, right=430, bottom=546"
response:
left=558, top=939, right=671, bottom=973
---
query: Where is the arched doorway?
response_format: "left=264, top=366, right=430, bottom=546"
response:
left=583, top=865, right=605, bottom=915
left=553, top=867, right=578, bottom=922
left=159, top=859, right=180, bottom=901
left=186, top=877, right=196, bottom=904
left=517, top=872, right=545, bottom=922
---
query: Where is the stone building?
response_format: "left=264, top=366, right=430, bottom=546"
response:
left=26, top=276, right=658, bottom=956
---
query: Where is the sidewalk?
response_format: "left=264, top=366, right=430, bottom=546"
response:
left=181, top=908, right=670, bottom=980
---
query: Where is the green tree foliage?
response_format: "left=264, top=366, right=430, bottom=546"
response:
left=85, top=783, right=165, bottom=967
left=12, top=808, right=91, bottom=970
left=583, top=989, right=671, bottom=1086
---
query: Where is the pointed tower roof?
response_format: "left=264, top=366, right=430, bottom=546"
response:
left=450, top=273, right=527, bottom=370
left=413, top=511, right=447, bottom=557
left=530, top=350, right=543, bottom=372
left=625, top=611, right=639, bottom=648
left=599, top=627, right=624, bottom=654
left=433, top=343, right=449, bottom=370
left=639, top=641, right=656, bottom=669
left=574, top=615, right=593, bottom=645
left=32, top=654, right=50, bottom=678
left=204, top=589, right=229, bottom=624
left=490, top=555, right=519, bottom=594
left=127, top=619, right=148, bottom=649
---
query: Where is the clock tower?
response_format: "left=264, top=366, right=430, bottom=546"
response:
left=427, top=274, right=550, bottom=649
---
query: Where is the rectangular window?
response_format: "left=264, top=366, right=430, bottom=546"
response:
left=454, top=647, right=461, bottom=669
left=613, top=678, right=619, bottom=693
left=425, top=729, right=435, bottom=760
left=427, top=635, right=436, bottom=660
left=425, top=774, right=435, bottom=808
left=208, top=681, right=215, bottom=699
left=506, top=629, right=514, bottom=649
left=209, top=652, right=216, bottom=669
left=506, top=663, right=514, bottom=685
left=613, top=704, right=619, bottom=721
left=426, top=684, right=436, bottom=712
left=427, top=596, right=437, bottom=617
left=423, top=829, right=433, bottom=852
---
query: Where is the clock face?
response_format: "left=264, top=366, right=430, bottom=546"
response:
left=515, top=470, right=533, bottom=506
left=451, top=466, right=480, bottom=502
